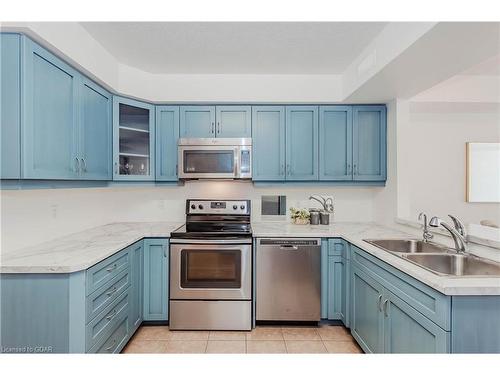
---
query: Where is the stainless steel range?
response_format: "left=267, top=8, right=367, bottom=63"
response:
left=169, top=199, right=252, bottom=331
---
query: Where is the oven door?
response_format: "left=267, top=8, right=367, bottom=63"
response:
left=170, top=242, right=252, bottom=300
left=178, top=145, right=238, bottom=179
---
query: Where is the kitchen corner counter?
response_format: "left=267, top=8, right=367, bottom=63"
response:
left=0, top=222, right=182, bottom=274
left=252, top=221, right=500, bottom=296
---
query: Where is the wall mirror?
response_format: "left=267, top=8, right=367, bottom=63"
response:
left=466, top=142, right=500, bottom=203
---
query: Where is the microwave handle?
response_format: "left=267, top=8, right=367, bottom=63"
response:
left=234, top=148, right=240, bottom=178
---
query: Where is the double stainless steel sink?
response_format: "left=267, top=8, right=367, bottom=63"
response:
left=364, top=239, right=500, bottom=277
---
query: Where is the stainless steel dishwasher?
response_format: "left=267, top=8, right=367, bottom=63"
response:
left=256, top=238, right=321, bottom=321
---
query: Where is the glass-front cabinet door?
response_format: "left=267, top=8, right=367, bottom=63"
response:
left=113, top=97, right=155, bottom=180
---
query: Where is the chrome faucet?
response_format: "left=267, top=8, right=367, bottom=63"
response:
left=418, top=212, right=434, bottom=242
left=429, top=216, right=467, bottom=253
left=308, top=195, right=334, bottom=213
left=448, top=215, right=467, bottom=239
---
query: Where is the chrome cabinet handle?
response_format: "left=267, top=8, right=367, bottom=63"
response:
left=114, top=162, right=118, bottom=174
left=106, top=263, right=117, bottom=272
left=81, top=158, right=87, bottom=173
left=175, top=164, right=178, bottom=176
left=353, top=164, right=357, bottom=175
left=286, top=164, right=291, bottom=175
left=75, top=157, right=79, bottom=173
left=211, top=122, right=214, bottom=134
left=217, top=122, right=220, bottom=134
left=106, top=286, right=118, bottom=297
left=347, top=163, right=352, bottom=175
left=377, top=294, right=383, bottom=312
left=105, top=339, right=116, bottom=351
left=163, top=245, right=167, bottom=258
left=383, top=299, right=389, bottom=317
left=105, top=309, right=117, bottom=320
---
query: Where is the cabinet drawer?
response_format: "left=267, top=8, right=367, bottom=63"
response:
left=351, top=246, right=451, bottom=331
left=89, top=313, right=130, bottom=354
left=328, top=239, right=346, bottom=257
left=86, top=269, right=131, bottom=323
left=86, top=288, right=130, bottom=351
left=86, top=248, right=130, bottom=295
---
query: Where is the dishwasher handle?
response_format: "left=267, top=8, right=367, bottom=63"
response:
left=279, top=245, right=299, bottom=250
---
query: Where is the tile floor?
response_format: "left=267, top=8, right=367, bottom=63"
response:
left=122, top=325, right=363, bottom=354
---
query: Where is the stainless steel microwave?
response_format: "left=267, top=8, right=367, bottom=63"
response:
left=178, top=138, right=252, bottom=180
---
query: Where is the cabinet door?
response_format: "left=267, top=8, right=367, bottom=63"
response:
left=179, top=106, right=215, bottom=138
left=285, top=106, right=319, bottom=180
left=215, top=106, right=251, bottom=138
left=79, top=78, right=112, bottom=180
left=1, top=33, right=21, bottom=179
left=22, top=37, right=79, bottom=179
left=155, top=106, right=179, bottom=181
left=351, top=266, right=384, bottom=353
left=327, top=255, right=345, bottom=321
left=143, top=239, right=169, bottom=321
left=383, top=291, right=450, bottom=353
left=130, top=241, right=144, bottom=332
left=251, top=106, right=286, bottom=181
left=352, top=106, right=386, bottom=181
left=113, top=97, right=155, bottom=181
left=319, top=106, right=353, bottom=180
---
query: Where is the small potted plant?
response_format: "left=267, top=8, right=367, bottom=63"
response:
left=290, top=207, right=310, bottom=225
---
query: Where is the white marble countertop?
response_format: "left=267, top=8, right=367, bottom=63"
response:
left=0, top=222, right=182, bottom=273
left=2, top=220, right=500, bottom=295
left=252, top=221, right=500, bottom=296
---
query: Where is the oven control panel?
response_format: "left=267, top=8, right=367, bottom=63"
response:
left=187, top=200, right=250, bottom=215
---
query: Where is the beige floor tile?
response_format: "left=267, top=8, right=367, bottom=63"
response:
left=167, top=330, right=210, bottom=340
left=205, top=340, right=246, bottom=354
left=282, top=327, right=321, bottom=341
left=317, top=326, right=353, bottom=341
left=246, top=327, right=284, bottom=341
left=323, top=340, right=363, bottom=354
left=122, top=340, right=169, bottom=353
left=285, top=340, right=327, bottom=354
left=164, top=340, right=208, bottom=353
left=133, top=326, right=171, bottom=340
left=247, top=340, right=287, bottom=354
left=209, top=331, right=247, bottom=341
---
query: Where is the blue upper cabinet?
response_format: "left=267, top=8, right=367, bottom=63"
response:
left=319, top=106, right=353, bottom=181
left=1, top=33, right=21, bottom=179
left=352, top=106, right=386, bottom=181
left=180, top=106, right=215, bottom=138
left=155, top=106, right=179, bottom=181
left=216, top=106, right=251, bottom=138
left=22, top=36, right=79, bottom=179
left=79, top=78, right=112, bottom=180
left=113, top=97, right=155, bottom=180
left=285, top=106, right=319, bottom=180
left=251, top=106, right=286, bottom=181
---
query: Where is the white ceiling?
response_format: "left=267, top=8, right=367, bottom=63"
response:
left=80, top=22, right=387, bottom=74
left=461, top=54, right=500, bottom=76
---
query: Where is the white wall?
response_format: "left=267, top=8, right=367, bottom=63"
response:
left=392, top=102, right=500, bottom=226
left=1, top=183, right=379, bottom=253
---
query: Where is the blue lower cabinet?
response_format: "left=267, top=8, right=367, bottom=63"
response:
left=143, top=238, right=169, bottom=321
left=384, top=291, right=450, bottom=353
left=130, top=241, right=144, bottom=332
left=351, top=266, right=385, bottom=353
left=327, top=255, right=345, bottom=321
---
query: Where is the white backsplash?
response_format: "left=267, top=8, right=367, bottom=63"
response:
left=1, top=181, right=381, bottom=252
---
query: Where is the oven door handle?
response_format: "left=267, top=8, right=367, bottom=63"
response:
left=170, top=238, right=252, bottom=245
